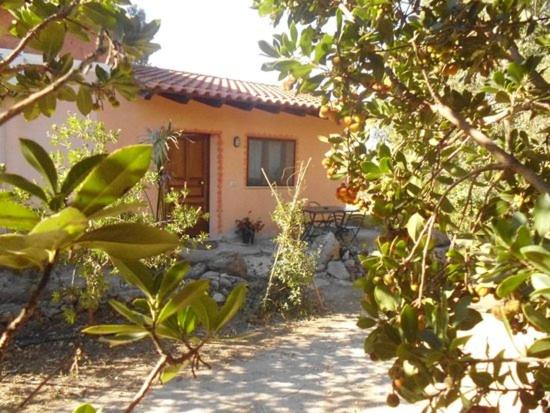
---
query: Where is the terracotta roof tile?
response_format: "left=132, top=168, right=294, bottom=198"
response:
left=133, top=65, right=321, bottom=115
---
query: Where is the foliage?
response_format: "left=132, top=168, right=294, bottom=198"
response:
left=255, top=0, right=550, bottom=410
left=262, top=162, right=316, bottom=314
left=0, top=140, right=178, bottom=358
left=82, top=259, right=247, bottom=411
left=18, top=116, right=207, bottom=320
left=0, top=0, right=160, bottom=126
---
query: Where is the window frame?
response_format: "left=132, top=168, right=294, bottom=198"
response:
left=246, top=136, right=297, bottom=187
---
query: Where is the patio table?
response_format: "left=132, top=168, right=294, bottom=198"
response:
left=302, top=205, right=358, bottom=241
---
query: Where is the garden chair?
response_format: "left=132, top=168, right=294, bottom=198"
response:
left=336, top=211, right=367, bottom=245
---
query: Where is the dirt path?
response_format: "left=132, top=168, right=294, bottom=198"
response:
left=137, top=313, right=394, bottom=413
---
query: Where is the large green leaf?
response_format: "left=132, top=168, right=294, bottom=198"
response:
left=109, top=299, right=150, bottom=326
left=0, top=233, right=52, bottom=268
left=406, top=213, right=425, bottom=242
left=191, top=294, right=218, bottom=333
left=75, top=223, right=179, bottom=259
left=19, top=138, right=58, bottom=193
left=521, top=246, right=550, bottom=273
left=60, top=154, right=106, bottom=196
left=534, top=194, right=550, bottom=238
left=527, top=337, right=550, bottom=358
left=157, top=261, right=190, bottom=302
left=531, top=273, right=550, bottom=299
left=71, top=145, right=152, bottom=216
left=0, top=173, right=47, bottom=202
left=374, top=285, right=399, bottom=312
left=157, top=280, right=209, bottom=323
left=522, top=304, right=550, bottom=333
left=400, top=304, right=418, bottom=341
left=28, top=207, right=87, bottom=250
left=496, top=273, right=530, bottom=298
left=215, top=283, right=247, bottom=332
left=0, top=199, right=39, bottom=231
left=72, top=404, right=97, bottom=413
left=110, top=258, right=155, bottom=299
left=82, top=324, right=147, bottom=335
left=160, top=363, right=184, bottom=384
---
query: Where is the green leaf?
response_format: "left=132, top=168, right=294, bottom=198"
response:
left=72, top=145, right=152, bottom=216
left=157, top=280, right=209, bottom=323
left=0, top=173, right=47, bottom=202
left=82, top=324, right=147, bottom=335
left=99, top=332, right=149, bottom=347
left=400, top=304, right=418, bottom=341
left=109, top=299, right=149, bottom=326
left=110, top=258, right=155, bottom=299
left=258, top=40, right=279, bottom=58
left=60, top=154, right=106, bottom=196
left=527, top=338, right=550, bottom=358
left=534, top=194, right=550, bottom=237
left=357, top=316, right=376, bottom=329
left=215, top=283, right=247, bottom=332
left=38, top=21, right=65, bottom=61
left=160, top=363, right=183, bottom=384
left=496, top=273, right=530, bottom=298
left=521, top=245, right=550, bottom=273
left=0, top=199, right=39, bottom=231
left=157, top=261, right=190, bottom=302
left=76, top=223, right=179, bottom=259
left=30, top=207, right=87, bottom=237
left=72, top=404, right=97, bottom=413
left=522, top=304, right=550, bottom=333
left=361, top=161, right=383, bottom=180
left=191, top=294, right=218, bottom=333
left=531, top=273, right=550, bottom=299
left=469, top=371, right=493, bottom=387
left=76, top=86, right=93, bottom=115
left=19, top=138, right=57, bottom=192
left=81, top=2, right=118, bottom=28
left=406, top=213, right=425, bottom=242
left=374, top=285, right=399, bottom=312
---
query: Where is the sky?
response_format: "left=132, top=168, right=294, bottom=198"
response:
left=133, top=0, right=281, bottom=84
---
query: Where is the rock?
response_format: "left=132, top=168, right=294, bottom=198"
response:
left=202, top=271, right=220, bottom=280
left=327, top=261, right=351, bottom=280
left=335, top=279, right=353, bottom=287
left=315, top=264, right=326, bottom=272
left=219, top=274, right=233, bottom=289
left=208, top=253, right=247, bottom=278
left=344, top=259, right=356, bottom=270
left=311, top=232, right=340, bottom=265
left=342, top=250, right=351, bottom=261
left=244, top=255, right=272, bottom=278
left=212, top=292, right=225, bottom=303
left=313, top=272, right=330, bottom=288
left=187, top=263, right=207, bottom=279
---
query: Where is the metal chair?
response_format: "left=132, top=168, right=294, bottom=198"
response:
left=336, top=212, right=367, bottom=245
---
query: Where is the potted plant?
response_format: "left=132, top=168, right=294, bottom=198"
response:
left=235, top=214, right=264, bottom=244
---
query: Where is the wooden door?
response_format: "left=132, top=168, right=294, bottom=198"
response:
left=166, top=133, right=210, bottom=235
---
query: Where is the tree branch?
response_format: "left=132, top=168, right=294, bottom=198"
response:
left=0, top=255, right=57, bottom=360
left=430, top=102, right=550, bottom=194
left=0, top=41, right=103, bottom=127
left=124, top=354, right=168, bottom=413
left=0, top=4, right=77, bottom=73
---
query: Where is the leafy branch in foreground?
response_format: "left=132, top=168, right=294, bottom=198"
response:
left=82, top=260, right=247, bottom=412
left=0, top=0, right=160, bottom=127
left=255, top=0, right=549, bottom=411
left=0, top=141, right=178, bottom=359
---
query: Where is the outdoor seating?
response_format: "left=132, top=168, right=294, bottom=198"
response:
left=335, top=212, right=367, bottom=245
left=302, top=204, right=359, bottom=242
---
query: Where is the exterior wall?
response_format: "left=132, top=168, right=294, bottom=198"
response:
left=99, top=96, right=340, bottom=237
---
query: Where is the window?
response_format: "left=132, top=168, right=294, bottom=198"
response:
left=247, top=137, right=296, bottom=186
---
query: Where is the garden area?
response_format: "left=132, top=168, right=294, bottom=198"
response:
left=1, top=0, right=549, bottom=412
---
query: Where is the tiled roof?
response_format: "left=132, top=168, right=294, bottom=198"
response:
left=133, top=65, right=321, bottom=116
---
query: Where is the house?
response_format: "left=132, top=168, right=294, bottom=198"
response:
left=0, top=21, right=340, bottom=238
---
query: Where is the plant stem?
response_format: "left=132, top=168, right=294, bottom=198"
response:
left=0, top=255, right=57, bottom=360
left=124, top=354, right=168, bottom=413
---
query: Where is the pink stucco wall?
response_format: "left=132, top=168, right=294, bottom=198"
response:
left=99, top=96, right=341, bottom=236
left=1, top=94, right=341, bottom=237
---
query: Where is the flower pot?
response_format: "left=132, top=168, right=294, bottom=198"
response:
left=241, top=228, right=255, bottom=244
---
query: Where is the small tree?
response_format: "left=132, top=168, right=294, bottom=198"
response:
left=255, top=0, right=549, bottom=410
left=262, top=162, right=317, bottom=314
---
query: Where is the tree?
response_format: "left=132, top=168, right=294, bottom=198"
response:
left=0, top=0, right=160, bottom=126
left=254, top=0, right=549, bottom=410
